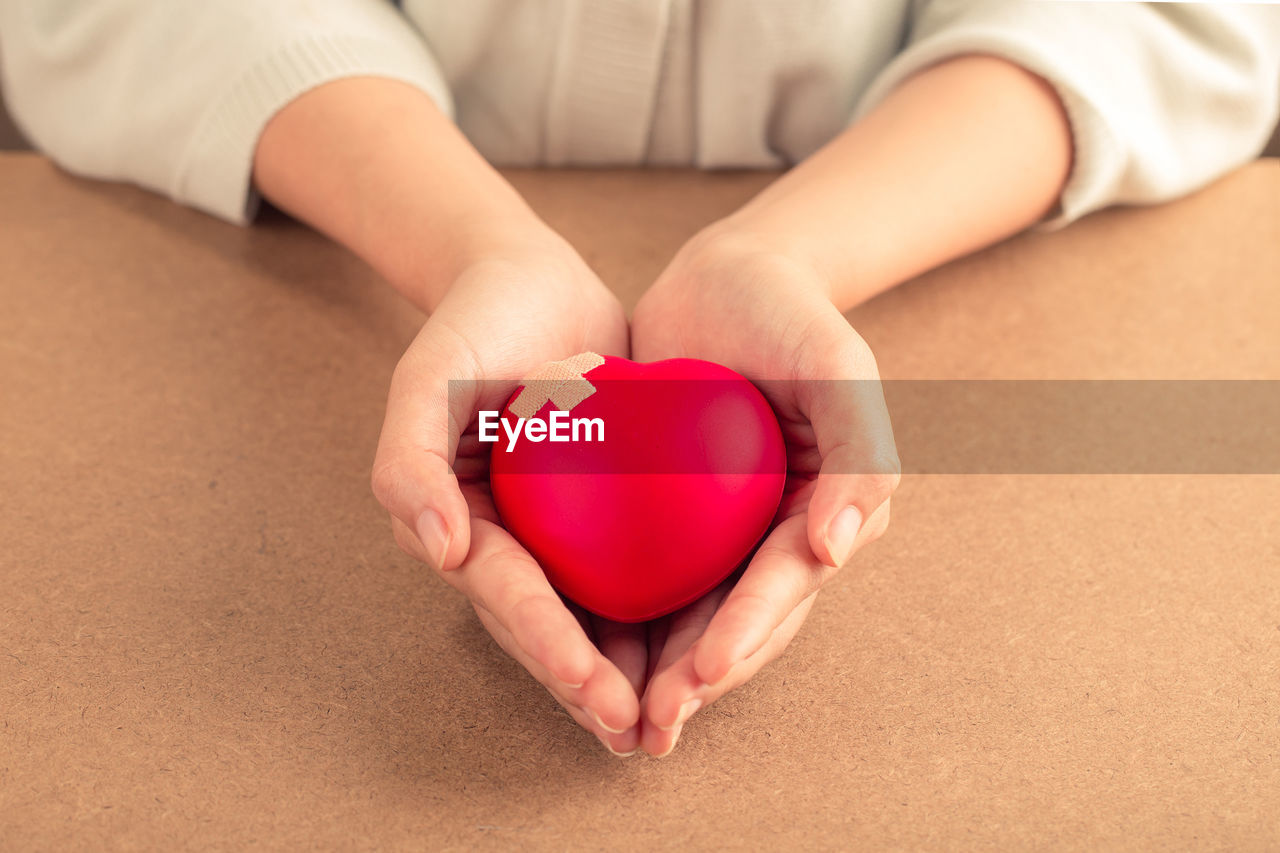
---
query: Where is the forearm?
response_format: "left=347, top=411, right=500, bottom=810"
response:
left=713, top=54, right=1073, bottom=310
left=252, top=77, right=553, bottom=312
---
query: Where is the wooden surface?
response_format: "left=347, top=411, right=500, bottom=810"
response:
left=2, top=153, right=1278, bottom=850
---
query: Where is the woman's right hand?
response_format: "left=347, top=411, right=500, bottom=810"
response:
left=252, top=78, right=647, bottom=754
left=370, top=233, right=648, bottom=755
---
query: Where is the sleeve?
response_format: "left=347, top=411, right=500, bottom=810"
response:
left=0, top=0, right=454, bottom=224
left=851, top=1, right=1280, bottom=228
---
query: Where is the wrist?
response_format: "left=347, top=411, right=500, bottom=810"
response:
left=378, top=208, right=574, bottom=312
left=252, top=77, right=578, bottom=314
left=693, top=54, right=1073, bottom=311
left=663, top=219, right=835, bottom=304
left=419, top=222, right=621, bottom=328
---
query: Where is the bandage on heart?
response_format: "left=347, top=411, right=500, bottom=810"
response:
left=507, top=352, right=606, bottom=419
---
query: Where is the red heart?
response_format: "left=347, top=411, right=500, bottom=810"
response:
left=490, top=354, right=786, bottom=622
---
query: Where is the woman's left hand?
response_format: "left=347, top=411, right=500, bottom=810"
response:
left=628, top=228, right=901, bottom=756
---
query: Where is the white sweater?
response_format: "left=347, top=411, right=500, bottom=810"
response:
left=2, top=1, right=1278, bottom=228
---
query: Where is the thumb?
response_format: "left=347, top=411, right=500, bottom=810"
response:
left=371, top=322, right=480, bottom=572
left=798, top=317, right=901, bottom=568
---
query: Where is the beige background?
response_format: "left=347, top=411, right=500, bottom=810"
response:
left=2, top=153, right=1278, bottom=849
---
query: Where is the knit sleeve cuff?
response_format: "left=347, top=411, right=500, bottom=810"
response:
left=173, top=32, right=454, bottom=225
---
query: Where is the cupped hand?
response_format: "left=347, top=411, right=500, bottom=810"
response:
left=629, top=229, right=901, bottom=756
left=370, top=235, right=648, bottom=754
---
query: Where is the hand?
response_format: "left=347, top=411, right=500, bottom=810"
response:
left=255, top=79, right=658, bottom=754
left=629, top=229, right=901, bottom=756
left=370, top=234, right=649, bottom=755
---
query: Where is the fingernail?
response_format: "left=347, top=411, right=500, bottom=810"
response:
left=415, top=508, right=451, bottom=570
left=656, top=698, right=702, bottom=732
left=587, top=708, right=630, bottom=735
left=654, top=728, right=683, bottom=758
left=599, top=737, right=637, bottom=758
left=824, top=505, right=862, bottom=568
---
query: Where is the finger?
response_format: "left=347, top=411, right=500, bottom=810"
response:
left=473, top=603, right=641, bottom=757
left=641, top=591, right=818, bottom=758
left=569, top=600, right=598, bottom=646
left=651, top=578, right=735, bottom=677
left=687, top=514, right=836, bottom=686
left=371, top=319, right=493, bottom=572
left=562, top=702, right=641, bottom=758
left=390, top=514, right=432, bottom=565
left=457, top=519, right=642, bottom=738
left=632, top=579, right=734, bottom=757
left=644, top=616, right=671, bottom=685
left=634, top=581, right=732, bottom=723
left=590, top=614, right=649, bottom=698
left=793, top=315, right=901, bottom=568
left=454, top=519, right=598, bottom=690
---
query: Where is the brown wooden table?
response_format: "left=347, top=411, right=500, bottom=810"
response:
left=3, top=153, right=1278, bottom=849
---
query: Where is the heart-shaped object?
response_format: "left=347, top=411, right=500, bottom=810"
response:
left=490, top=354, right=786, bottom=622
